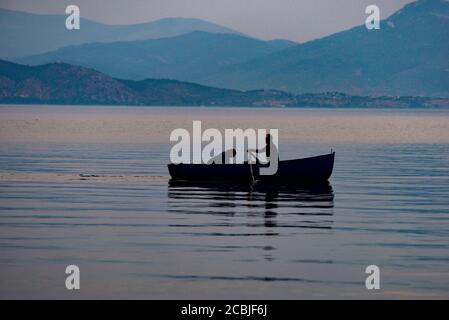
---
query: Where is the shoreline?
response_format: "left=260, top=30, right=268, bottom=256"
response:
left=2, top=104, right=449, bottom=110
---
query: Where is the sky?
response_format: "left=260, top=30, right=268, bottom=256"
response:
left=0, top=0, right=415, bottom=42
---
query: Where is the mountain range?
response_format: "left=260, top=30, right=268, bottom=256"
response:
left=2, top=0, right=449, bottom=98
left=0, top=9, right=243, bottom=58
left=15, top=31, right=295, bottom=82
left=1, top=60, right=447, bottom=108
left=201, top=0, right=449, bottom=97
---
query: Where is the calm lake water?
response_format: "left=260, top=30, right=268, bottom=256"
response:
left=0, top=107, right=448, bottom=299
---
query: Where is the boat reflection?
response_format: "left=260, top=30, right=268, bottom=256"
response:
left=167, top=181, right=335, bottom=231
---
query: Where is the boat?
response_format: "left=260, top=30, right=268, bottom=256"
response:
left=167, top=152, right=335, bottom=184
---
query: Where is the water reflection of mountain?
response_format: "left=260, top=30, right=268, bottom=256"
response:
left=167, top=181, right=334, bottom=231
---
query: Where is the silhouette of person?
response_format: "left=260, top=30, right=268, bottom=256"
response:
left=253, top=134, right=278, bottom=164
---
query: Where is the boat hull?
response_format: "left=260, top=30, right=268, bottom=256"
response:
left=168, top=152, right=335, bottom=184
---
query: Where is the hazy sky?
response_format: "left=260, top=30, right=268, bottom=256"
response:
left=0, top=0, right=414, bottom=42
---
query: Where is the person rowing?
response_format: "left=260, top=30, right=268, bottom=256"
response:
left=246, top=133, right=279, bottom=177
left=248, top=134, right=278, bottom=163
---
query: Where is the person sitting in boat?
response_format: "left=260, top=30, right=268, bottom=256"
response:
left=247, top=134, right=279, bottom=176
left=207, top=148, right=237, bottom=164
left=250, top=134, right=279, bottom=163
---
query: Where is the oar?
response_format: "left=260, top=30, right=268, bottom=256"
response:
left=247, top=149, right=257, bottom=187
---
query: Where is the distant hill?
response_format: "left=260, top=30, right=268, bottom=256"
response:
left=0, top=9, right=243, bottom=58
left=10, top=0, right=449, bottom=97
left=1, top=60, right=447, bottom=108
left=199, top=0, right=449, bottom=97
left=15, top=31, right=296, bottom=81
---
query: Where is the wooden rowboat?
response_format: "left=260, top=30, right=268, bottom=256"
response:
left=168, top=152, right=335, bottom=184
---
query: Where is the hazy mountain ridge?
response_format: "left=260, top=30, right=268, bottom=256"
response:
left=1, top=60, right=447, bottom=108
left=199, top=0, right=449, bottom=97
left=15, top=31, right=296, bottom=81
left=9, top=0, right=449, bottom=97
left=0, top=9, right=243, bottom=58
